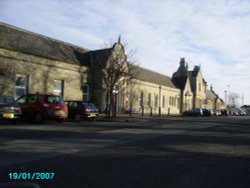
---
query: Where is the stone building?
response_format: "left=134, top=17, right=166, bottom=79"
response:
left=206, top=86, right=225, bottom=110
left=128, top=67, right=180, bottom=115
left=0, top=22, right=91, bottom=101
left=172, top=58, right=224, bottom=113
left=172, top=58, right=193, bottom=113
left=0, top=22, right=224, bottom=115
left=84, top=43, right=181, bottom=115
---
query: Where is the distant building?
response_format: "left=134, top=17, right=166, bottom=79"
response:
left=172, top=58, right=193, bottom=113
left=128, top=67, right=180, bottom=115
left=206, top=86, right=225, bottom=110
left=172, top=58, right=225, bottom=113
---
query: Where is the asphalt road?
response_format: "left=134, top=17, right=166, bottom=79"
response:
left=0, top=116, right=249, bottom=188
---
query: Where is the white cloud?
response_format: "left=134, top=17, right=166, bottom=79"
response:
left=1, top=0, right=250, bottom=104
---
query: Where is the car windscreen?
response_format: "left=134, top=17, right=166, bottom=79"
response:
left=46, top=96, right=64, bottom=104
left=0, top=97, right=15, bottom=105
left=83, top=103, right=97, bottom=109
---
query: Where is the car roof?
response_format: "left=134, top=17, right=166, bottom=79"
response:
left=65, top=100, right=93, bottom=103
left=0, top=96, right=14, bottom=98
left=65, top=100, right=82, bottom=102
left=24, top=93, right=61, bottom=96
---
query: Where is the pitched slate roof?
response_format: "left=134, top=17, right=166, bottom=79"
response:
left=0, top=23, right=178, bottom=89
left=88, top=48, right=113, bottom=68
left=172, top=77, right=188, bottom=90
left=135, top=66, right=177, bottom=88
left=206, top=89, right=217, bottom=100
left=0, top=22, right=90, bottom=66
left=171, top=58, right=190, bottom=90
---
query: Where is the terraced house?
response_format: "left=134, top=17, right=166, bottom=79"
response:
left=0, top=22, right=224, bottom=115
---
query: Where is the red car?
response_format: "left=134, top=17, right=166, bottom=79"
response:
left=17, top=93, right=68, bottom=123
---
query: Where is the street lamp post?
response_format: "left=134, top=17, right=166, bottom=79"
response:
left=224, top=90, right=227, bottom=107
left=227, top=85, right=230, bottom=107
left=159, top=85, right=161, bottom=116
left=112, top=85, right=119, bottom=117
left=129, top=77, right=133, bottom=117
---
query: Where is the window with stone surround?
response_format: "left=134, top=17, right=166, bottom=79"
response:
left=53, top=80, right=64, bottom=97
left=82, top=84, right=89, bottom=102
left=146, top=93, right=151, bottom=107
left=15, top=74, right=29, bottom=99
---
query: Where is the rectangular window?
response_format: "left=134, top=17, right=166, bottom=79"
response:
left=138, top=92, right=143, bottom=106
left=15, top=74, right=29, bottom=99
left=162, top=95, right=165, bottom=108
left=53, top=80, right=64, bottom=97
left=82, top=84, right=89, bottom=102
left=154, top=94, right=158, bottom=108
left=146, top=93, right=151, bottom=107
left=169, top=96, right=175, bottom=106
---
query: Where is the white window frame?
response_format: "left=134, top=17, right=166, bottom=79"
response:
left=138, top=92, right=143, bottom=107
left=82, top=84, right=89, bottom=102
left=154, top=94, right=158, bottom=108
left=15, top=74, right=29, bottom=99
left=53, top=80, right=64, bottom=97
left=147, top=93, right=151, bottom=107
left=162, top=95, right=165, bottom=108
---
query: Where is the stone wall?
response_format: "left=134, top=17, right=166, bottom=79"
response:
left=0, top=48, right=89, bottom=100
left=127, top=79, right=180, bottom=115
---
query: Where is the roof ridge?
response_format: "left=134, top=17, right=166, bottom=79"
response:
left=138, top=66, right=171, bottom=79
left=0, top=22, right=89, bottom=52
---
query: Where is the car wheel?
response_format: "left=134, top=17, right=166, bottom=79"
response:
left=33, top=112, right=44, bottom=123
left=74, top=114, right=81, bottom=122
left=57, top=118, right=65, bottom=123
left=11, top=119, right=19, bottom=124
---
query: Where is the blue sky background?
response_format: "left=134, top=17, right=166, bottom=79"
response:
left=1, top=0, right=250, bottom=105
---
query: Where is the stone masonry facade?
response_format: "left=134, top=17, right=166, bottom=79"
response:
left=0, top=22, right=225, bottom=115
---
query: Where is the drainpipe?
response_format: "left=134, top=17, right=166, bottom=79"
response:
left=159, top=85, right=161, bottom=116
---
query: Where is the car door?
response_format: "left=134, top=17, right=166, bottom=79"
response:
left=26, top=95, right=39, bottom=119
left=68, top=101, right=77, bottom=118
left=16, top=95, right=29, bottom=119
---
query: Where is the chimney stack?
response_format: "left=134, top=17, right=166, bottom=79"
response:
left=180, top=58, right=185, bottom=67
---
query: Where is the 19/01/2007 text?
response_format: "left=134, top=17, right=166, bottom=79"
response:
left=9, top=172, right=55, bottom=180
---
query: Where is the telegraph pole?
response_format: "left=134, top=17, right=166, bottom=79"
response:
left=227, top=85, right=230, bottom=107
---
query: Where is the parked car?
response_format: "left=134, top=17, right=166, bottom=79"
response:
left=183, top=108, right=203, bottom=116
left=0, top=96, right=21, bottom=123
left=17, top=93, right=68, bottom=123
left=209, top=109, right=221, bottom=116
left=228, top=108, right=246, bottom=116
left=65, top=101, right=99, bottom=121
left=202, top=109, right=211, bottom=116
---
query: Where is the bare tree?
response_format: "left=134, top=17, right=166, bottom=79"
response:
left=228, top=92, right=240, bottom=108
left=92, top=38, right=138, bottom=117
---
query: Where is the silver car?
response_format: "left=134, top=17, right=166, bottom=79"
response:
left=0, top=96, right=22, bottom=123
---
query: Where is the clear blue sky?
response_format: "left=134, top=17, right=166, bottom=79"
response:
left=1, top=0, right=250, bottom=105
